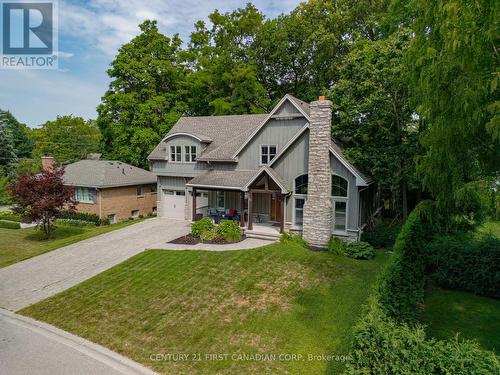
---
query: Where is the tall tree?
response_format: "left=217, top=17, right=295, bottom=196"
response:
left=0, top=119, right=17, bottom=174
left=186, top=4, right=269, bottom=115
left=9, top=167, right=76, bottom=239
left=97, top=20, right=187, bottom=167
left=330, top=30, right=421, bottom=219
left=33, top=116, right=101, bottom=163
left=407, top=0, right=499, bottom=212
left=0, top=109, right=33, bottom=158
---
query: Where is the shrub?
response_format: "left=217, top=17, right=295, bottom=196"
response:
left=345, top=241, right=375, bottom=259
left=361, top=222, right=402, bottom=248
left=191, top=217, right=214, bottom=238
left=280, top=232, right=308, bottom=248
left=0, top=220, right=20, bottom=229
left=346, top=207, right=500, bottom=374
left=54, top=219, right=95, bottom=228
left=59, top=211, right=103, bottom=225
left=200, top=227, right=221, bottom=242
left=328, top=236, right=346, bottom=255
left=426, top=235, right=500, bottom=298
left=216, top=220, right=241, bottom=242
left=0, top=210, right=22, bottom=222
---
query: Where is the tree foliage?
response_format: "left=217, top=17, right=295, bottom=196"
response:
left=32, top=116, right=101, bottom=163
left=407, top=0, right=499, bottom=212
left=8, top=168, right=76, bottom=239
left=0, top=109, right=33, bottom=159
left=97, top=20, right=187, bottom=167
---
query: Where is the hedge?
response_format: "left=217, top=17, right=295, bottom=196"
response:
left=346, top=205, right=500, bottom=374
left=0, top=211, right=22, bottom=222
left=426, top=235, right=500, bottom=298
left=361, top=222, right=402, bottom=249
left=0, top=220, right=21, bottom=229
left=59, top=211, right=109, bottom=226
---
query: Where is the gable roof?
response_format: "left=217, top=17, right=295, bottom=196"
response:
left=148, top=114, right=267, bottom=161
left=63, top=160, right=157, bottom=188
left=242, top=166, right=290, bottom=193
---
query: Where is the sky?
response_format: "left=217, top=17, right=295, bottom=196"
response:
left=0, top=0, right=301, bottom=128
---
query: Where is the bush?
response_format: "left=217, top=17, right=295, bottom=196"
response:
left=345, top=241, right=375, bottom=259
left=280, top=232, right=308, bottom=248
left=0, top=210, right=22, bottom=222
left=346, top=206, right=500, bottom=374
left=191, top=217, right=215, bottom=238
left=361, top=222, right=402, bottom=248
left=426, top=235, right=500, bottom=298
left=54, top=219, right=95, bottom=228
left=0, top=220, right=20, bottom=229
left=217, top=220, right=241, bottom=242
left=328, top=236, right=346, bottom=255
left=200, top=227, right=221, bottom=242
left=59, top=211, right=104, bottom=225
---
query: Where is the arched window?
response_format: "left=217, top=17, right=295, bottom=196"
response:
left=331, top=175, right=348, bottom=197
left=294, top=174, right=308, bottom=195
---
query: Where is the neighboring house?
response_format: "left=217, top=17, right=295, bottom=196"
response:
left=43, top=156, right=158, bottom=223
left=148, top=95, right=377, bottom=247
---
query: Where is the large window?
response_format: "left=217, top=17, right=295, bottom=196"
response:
left=170, top=145, right=197, bottom=163
left=75, top=187, right=96, bottom=203
left=332, top=175, right=348, bottom=197
left=260, top=145, right=277, bottom=165
left=293, top=174, right=308, bottom=226
left=216, top=191, right=225, bottom=209
left=334, top=201, right=347, bottom=232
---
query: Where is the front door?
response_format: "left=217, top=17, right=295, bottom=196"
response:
left=270, top=195, right=280, bottom=221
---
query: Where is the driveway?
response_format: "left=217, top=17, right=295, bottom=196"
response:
left=0, top=218, right=189, bottom=311
left=0, top=308, right=157, bottom=375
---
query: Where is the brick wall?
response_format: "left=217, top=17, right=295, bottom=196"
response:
left=75, top=184, right=157, bottom=221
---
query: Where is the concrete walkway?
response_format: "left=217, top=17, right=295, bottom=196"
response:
left=0, top=218, right=190, bottom=311
left=0, top=308, right=157, bottom=375
left=154, top=237, right=276, bottom=251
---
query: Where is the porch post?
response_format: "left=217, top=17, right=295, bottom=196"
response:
left=240, top=191, right=245, bottom=227
left=279, top=194, right=285, bottom=233
left=192, top=187, right=197, bottom=221
left=248, top=191, right=253, bottom=230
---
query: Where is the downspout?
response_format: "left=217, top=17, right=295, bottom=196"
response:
left=98, top=188, right=102, bottom=219
left=357, top=185, right=370, bottom=241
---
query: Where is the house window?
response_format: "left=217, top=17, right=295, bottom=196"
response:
left=74, top=187, right=96, bottom=203
left=334, top=201, right=347, bottom=232
left=293, top=174, right=308, bottom=226
left=136, top=186, right=143, bottom=196
left=150, top=184, right=157, bottom=193
left=131, top=210, right=139, bottom=218
left=170, top=145, right=182, bottom=162
left=216, top=191, right=225, bottom=209
left=332, top=175, right=348, bottom=197
left=108, top=214, right=116, bottom=224
left=184, top=146, right=197, bottom=163
left=260, top=145, right=277, bottom=165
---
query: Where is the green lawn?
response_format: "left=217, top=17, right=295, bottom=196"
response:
left=0, top=219, right=148, bottom=268
left=21, top=244, right=389, bottom=375
left=423, top=289, right=500, bottom=354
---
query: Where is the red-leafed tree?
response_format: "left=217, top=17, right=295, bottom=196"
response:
left=8, top=168, right=76, bottom=239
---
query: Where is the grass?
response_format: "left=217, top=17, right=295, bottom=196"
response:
left=477, top=220, right=500, bottom=238
left=21, top=244, right=390, bottom=375
left=0, top=218, right=148, bottom=268
left=423, top=288, right=500, bottom=354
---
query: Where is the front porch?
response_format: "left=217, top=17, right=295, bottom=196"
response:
left=188, top=168, right=289, bottom=237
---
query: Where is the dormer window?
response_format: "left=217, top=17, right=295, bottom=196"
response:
left=184, top=146, right=197, bottom=163
left=260, top=145, right=277, bottom=165
left=170, top=146, right=182, bottom=162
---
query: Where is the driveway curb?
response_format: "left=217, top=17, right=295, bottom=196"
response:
left=0, top=308, right=158, bottom=375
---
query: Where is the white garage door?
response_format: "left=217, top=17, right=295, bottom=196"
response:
left=162, top=190, right=185, bottom=219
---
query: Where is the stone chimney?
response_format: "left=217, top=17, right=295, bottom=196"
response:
left=302, top=97, right=333, bottom=249
left=41, top=156, right=55, bottom=171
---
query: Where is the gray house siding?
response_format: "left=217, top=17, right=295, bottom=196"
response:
left=237, top=118, right=307, bottom=170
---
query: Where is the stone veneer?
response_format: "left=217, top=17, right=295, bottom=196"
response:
left=302, top=98, right=333, bottom=248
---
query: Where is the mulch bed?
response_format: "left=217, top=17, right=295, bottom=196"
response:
left=168, top=233, right=246, bottom=245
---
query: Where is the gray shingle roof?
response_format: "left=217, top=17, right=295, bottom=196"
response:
left=287, top=94, right=311, bottom=117
left=187, top=170, right=258, bottom=190
left=63, top=160, right=157, bottom=188
left=148, top=114, right=268, bottom=161
left=330, top=139, right=373, bottom=184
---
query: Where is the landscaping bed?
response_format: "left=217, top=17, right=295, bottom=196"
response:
left=21, top=242, right=390, bottom=375
left=169, top=233, right=246, bottom=245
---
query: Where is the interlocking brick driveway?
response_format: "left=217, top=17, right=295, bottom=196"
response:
left=0, top=218, right=189, bottom=311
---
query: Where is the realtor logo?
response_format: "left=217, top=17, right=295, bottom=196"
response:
left=1, top=0, right=58, bottom=69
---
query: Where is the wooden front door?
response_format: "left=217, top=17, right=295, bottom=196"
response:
left=270, top=194, right=280, bottom=221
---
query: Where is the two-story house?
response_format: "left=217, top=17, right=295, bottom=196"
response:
left=148, top=95, right=376, bottom=247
